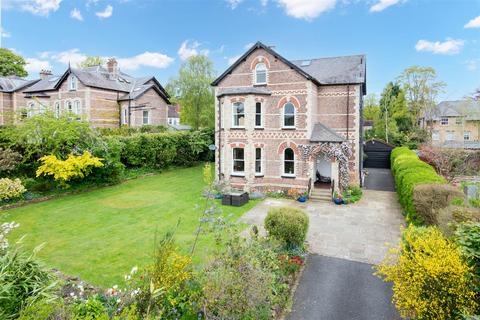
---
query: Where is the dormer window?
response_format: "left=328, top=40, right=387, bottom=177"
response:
left=255, top=63, right=267, bottom=85
left=69, top=75, right=77, bottom=91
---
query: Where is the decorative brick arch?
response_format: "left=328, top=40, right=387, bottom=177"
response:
left=277, top=141, right=299, bottom=156
left=250, top=55, right=271, bottom=70
left=229, top=97, right=246, bottom=103
left=277, top=96, right=301, bottom=110
left=254, top=143, right=265, bottom=148
left=254, top=97, right=265, bottom=103
left=230, top=142, right=246, bottom=148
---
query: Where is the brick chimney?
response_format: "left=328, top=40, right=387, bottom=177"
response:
left=39, top=69, right=52, bottom=80
left=107, top=58, right=118, bottom=79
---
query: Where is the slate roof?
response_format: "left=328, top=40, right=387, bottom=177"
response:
left=212, top=42, right=366, bottom=94
left=439, top=141, right=480, bottom=150
left=310, top=123, right=345, bottom=143
left=216, top=86, right=271, bottom=97
left=0, top=76, right=39, bottom=92
left=22, top=66, right=170, bottom=103
left=425, top=100, right=480, bottom=121
left=169, top=124, right=192, bottom=131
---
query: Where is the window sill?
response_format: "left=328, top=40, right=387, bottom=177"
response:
left=254, top=174, right=264, bottom=177
left=254, top=127, right=264, bottom=130
left=282, top=127, right=296, bottom=130
left=253, top=83, right=267, bottom=87
left=231, top=173, right=245, bottom=177
left=230, top=127, right=245, bottom=130
left=281, top=175, right=296, bottom=179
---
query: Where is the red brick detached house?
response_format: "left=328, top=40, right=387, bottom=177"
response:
left=212, top=42, right=366, bottom=194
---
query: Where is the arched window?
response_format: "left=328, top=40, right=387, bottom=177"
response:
left=283, top=102, right=295, bottom=128
left=27, top=102, right=35, bottom=117
left=284, top=148, right=295, bottom=176
left=232, top=102, right=245, bottom=127
left=54, top=101, right=61, bottom=118
left=66, top=100, right=73, bottom=113
left=255, top=63, right=267, bottom=85
left=69, top=75, right=77, bottom=91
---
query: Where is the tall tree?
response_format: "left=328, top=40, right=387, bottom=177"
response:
left=167, top=55, right=215, bottom=129
left=0, top=48, right=28, bottom=77
left=397, top=66, right=445, bottom=126
left=363, top=93, right=380, bottom=121
left=78, top=56, right=104, bottom=68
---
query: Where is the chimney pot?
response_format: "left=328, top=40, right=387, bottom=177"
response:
left=39, top=69, right=52, bottom=80
left=107, top=58, right=118, bottom=78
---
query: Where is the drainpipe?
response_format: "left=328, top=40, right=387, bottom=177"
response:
left=217, top=96, right=222, bottom=180
left=128, top=100, right=131, bottom=127
left=346, top=85, right=350, bottom=139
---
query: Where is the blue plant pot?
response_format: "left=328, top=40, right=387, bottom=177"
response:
left=297, top=196, right=307, bottom=203
left=334, top=198, right=343, bottom=205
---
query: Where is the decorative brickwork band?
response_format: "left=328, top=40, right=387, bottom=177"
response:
left=229, top=97, right=246, bottom=103
left=229, top=143, right=246, bottom=148
left=277, top=141, right=299, bottom=155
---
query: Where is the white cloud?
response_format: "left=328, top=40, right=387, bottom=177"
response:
left=0, top=27, right=11, bottom=38
left=415, top=38, right=465, bottom=55
left=370, top=0, right=403, bottom=12
left=464, top=15, right=480, bottom=29
left=465, top=59, right=480, bottom=71
left=96, top=5, right=113, bottom=19
left=228, top=55, right=242, bottom=65
left=52, top=49, right=87, bottom=66
left=260, top=0, right=268, bottom=6
left=276, top=0, right=336, bottom=21
left=22, top=0, right=62, bottom=16
left=178, top=40, right=209, bottom=61
left=70, top=8, right=83, bottom=21
left=117, top=52, right=174, bottom=70
left=226, top=0, right=243, bottom=9
left=25, top=58, right=52, bottom=74
left=86, top=0, right=99, bottom=7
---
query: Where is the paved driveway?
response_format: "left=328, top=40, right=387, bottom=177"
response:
left=239, top=189, right=404, bottom=319
left=364, top=168, right=396, bottom=192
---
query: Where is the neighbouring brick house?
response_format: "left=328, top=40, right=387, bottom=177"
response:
left=0, top=76, right=39, bottom=125
left=212, top=42, right=366, bottom=194
left=419, top=100, right=480, bottom=149
left=0, top=58, right=170, bottom=128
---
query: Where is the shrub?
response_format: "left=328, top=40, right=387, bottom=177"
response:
left=455, top=223, right=480, bottom=293
left=375, top=225, right=478, bottom=320
left=413, top=184, right=463, bottom=225
left=342, top=185, right=363, bottom=203
left=0, top=178, right=26, bottom=201
left=72, top=296, right=109, bottom=319
left=201, top=235, right=287, bottom=320
left=391, top=147, right=446, bottom=225
left=0, top=148, right=22, bottom=174
left=0, top=247, right=56, bottom=319
left=36, top=151, right=104, bottom=187
left=17, top=299, right=71, bottom=320
left=265, top=207, right=309, bottom=247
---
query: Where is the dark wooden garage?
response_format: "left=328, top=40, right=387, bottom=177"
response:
left=363, top=139, right=394, bottom=168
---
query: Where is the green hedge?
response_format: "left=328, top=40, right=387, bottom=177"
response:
left=116, top=130, right=213, bottom=168
left=391, top=147, right=446, bottom=225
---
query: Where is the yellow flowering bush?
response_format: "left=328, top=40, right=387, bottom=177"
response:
left=0, top=178, right=26, bottom=201
left=375, top=225, right=478, bottom=319
left=36, top=151, right=103, bottom=187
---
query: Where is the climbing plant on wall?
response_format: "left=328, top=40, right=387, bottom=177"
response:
left=298, top=142, right=352, bottom=190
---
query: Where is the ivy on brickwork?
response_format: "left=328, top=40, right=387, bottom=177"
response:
left=298, top=142, right=352, bottom=189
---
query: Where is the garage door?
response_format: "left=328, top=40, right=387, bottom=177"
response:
left=364, top=139, right=393, bottom=169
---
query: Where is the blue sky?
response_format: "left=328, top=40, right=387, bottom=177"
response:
left=1, top=0, right=479, bottom=100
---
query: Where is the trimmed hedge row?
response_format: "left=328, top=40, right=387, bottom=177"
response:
left=391, top=147, right=446, bottom=225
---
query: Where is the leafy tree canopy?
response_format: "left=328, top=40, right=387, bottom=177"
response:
left=166, top=55, right=215, bottom=129
left=0, top=48, right=28, bottom=77
left=78, top=56, right=104, bottom=69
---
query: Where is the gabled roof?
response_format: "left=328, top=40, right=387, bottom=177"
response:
left=23, top=66, right=170, bottom=103
left=310, top=123, right=345, bottom=143
left=0, top=76, right=39, bottom=93
left=425, top=100, right=480, bottom=121
left=212, top=41, right=366, bottom=94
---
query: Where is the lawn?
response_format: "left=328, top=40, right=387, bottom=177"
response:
left=0, top=165, right=258, bottom=287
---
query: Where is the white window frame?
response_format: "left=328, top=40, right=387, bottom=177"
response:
left=27, top=101, right=35, bottom=117
left=232, top=102, right=245, bottom=128
left=283, top=148, right=295, bottom=177
left=69, top=75, right=77, bottom=91
left=255, top=102, right=263, bottom=128
left=464, top=131, right=471, bottom=141
left=456, top=117, right=463, bottom=125
left=232, top=148, right=245, bottom=176
left=54, top=101, right=61, bottom=118
left=142, top=110, right=150, bottom=125
left=255, top=63, right=267, bottom=85
left=123, top=108, right=128, bottom=125
left=432, top=130, right=439, bottom=141
left=255, top=147, right=263, bottom=176
left=446, top=130, right=455, bottom=141
left=66, top=100, right=73, bottom=113
left=282, top=102, right=296, bottom=128
left=73, top=99, right=81, bottom=115
left=440, top=117, right=448, bottom=125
